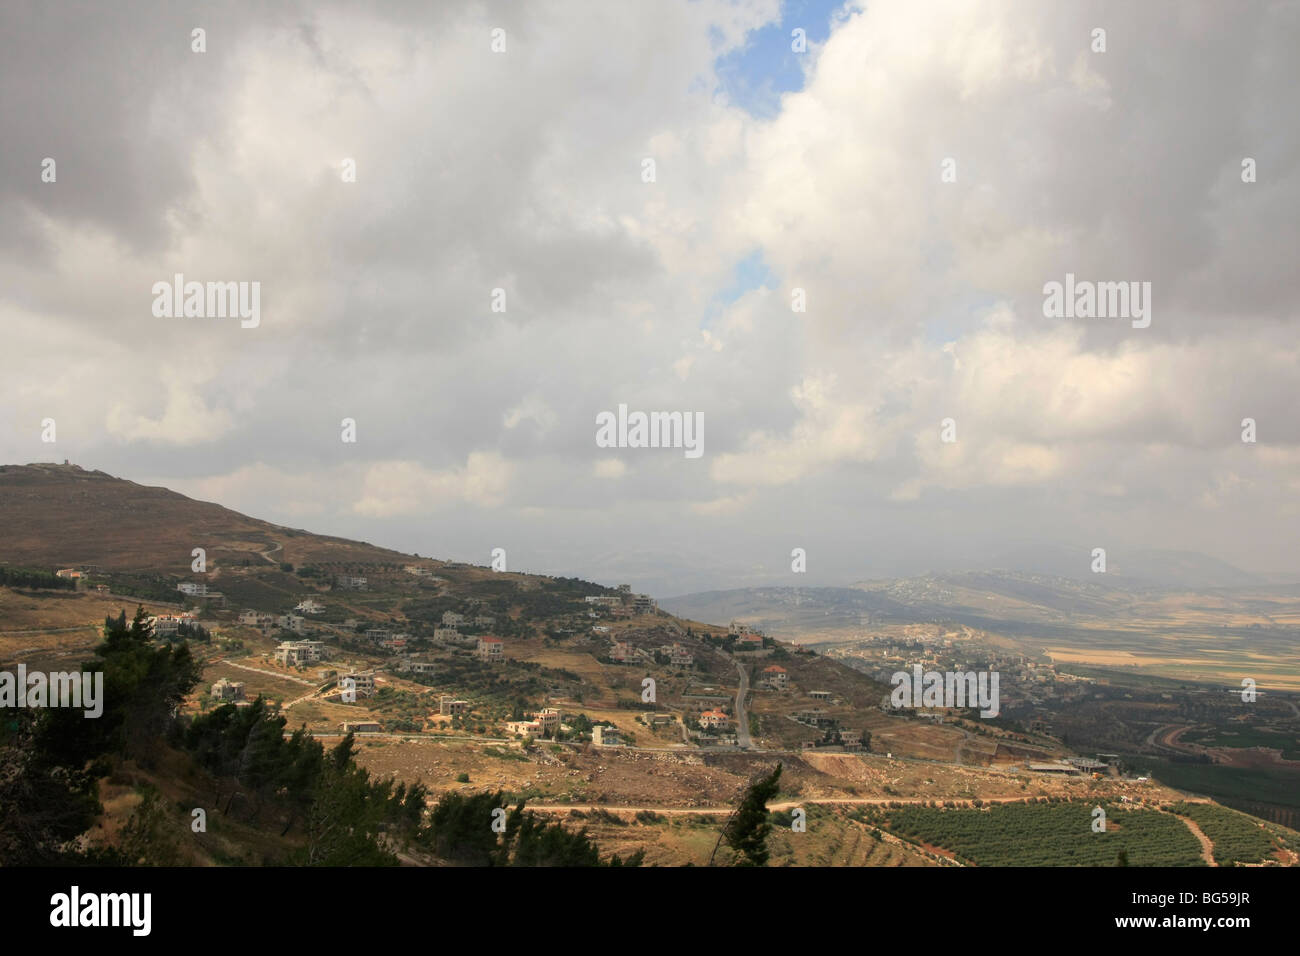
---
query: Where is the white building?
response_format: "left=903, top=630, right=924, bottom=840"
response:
left=274, top=640, right=325, bottom=667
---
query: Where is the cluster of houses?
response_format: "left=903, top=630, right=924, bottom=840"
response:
left=607, top=639, right=694, bottom=667
left=239, top=609, right=313, bottom=635
left=362, top=627, right=411, bottom=652
left=582, top=590, right=658, bottom=619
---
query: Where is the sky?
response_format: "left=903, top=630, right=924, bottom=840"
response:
left=2, top=0, right=1298, bottom=597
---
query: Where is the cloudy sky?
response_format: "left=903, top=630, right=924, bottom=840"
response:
left=2, top=0, right=1297, bottom=596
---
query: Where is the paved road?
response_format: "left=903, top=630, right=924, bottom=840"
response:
left=733, top=658, right=752, bottom=749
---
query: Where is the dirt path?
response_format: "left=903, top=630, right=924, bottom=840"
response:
left=1175, top=814, right=1218, bottom=866
left=216, top=658, right=315, bottom=687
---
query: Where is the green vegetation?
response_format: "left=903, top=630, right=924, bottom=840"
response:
left=881, top=801, right=1204, bottom=867
left=0, top=606, right=202, bottom=864
left=0, top=565, right=76, bottom=590
left=716, top=762, right=782, bottom=866
left=1170, top=802, right=1277, bottom=865
left=1182, top=727, right=1300, bottom=760
left=423, top=790, right=642, bottom=866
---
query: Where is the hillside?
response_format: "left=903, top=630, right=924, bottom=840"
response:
left=4, top=462, right=1295, bottom=866
left=0, top=462, right=412, bottom=572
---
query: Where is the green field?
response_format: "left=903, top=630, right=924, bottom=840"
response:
left=1169, top=802, right=1284, bottom=865
left=1182, top=727, right=1300, bottom=760
left=878, top=801, right=1203, bottom=867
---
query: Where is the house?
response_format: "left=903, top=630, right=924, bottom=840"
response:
left=761, top=665, right=789, bottom=689
left=438, top=696, right=469, bottom=716
left=533, top=707, right=561, bottom=736
left=338, top=671, right=376, bottom=698
left=609, top=640, right=636, bottom=663
left=592, top=725, right=622, bottom=746
left=631, top=594, right=657, bottom=615
left=736, top=633, right=765, bottom=650
left=584, top=595, right=621, bottom=607
left=210, top=678, right=245, bottom=701
left=638, top=713, right=675, bottom=728
left=379, top=635, right=408, bottom=652
left=476, top=636, right=504, bottom=662
left=442, top=611, right=466, bottom=627
left=838, top=730, right=862, bottom=750
left=177, top=582, right=207, bottom=597
left=667, top=643, right=694, bottom=667
left=473, top=615, right=495, bottom=627
left=279, top=614, right=307, bottom=633
left=295, top=598, right=325, bottom=614
left=150, top=615, right=179, bottom=638
left=433, top=627, right=461, bottom=643
left=238, top=610, right=276, bottom=628
left=274, top=640, right=325, bottom=667
left=365, top=627, right=393, bottom=644
left=56, top=568, right=84, bottom=580
left=403, top=565, right=437, bottom=577
left=793, top=709, right=833, bottom=727
left=340, top=720, right=381, bottom=734
left=506, top=710, right=559, bottom=738
left=698, top=709, right=731, bottom=730
left=398, top=659, right=438, bottom=676
left=808, top=690, right=833, bottom=701
left=335, top=575, right=368, bottom=590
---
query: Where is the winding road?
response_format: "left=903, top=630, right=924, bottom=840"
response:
left=733, top=658, right=752, bottom=749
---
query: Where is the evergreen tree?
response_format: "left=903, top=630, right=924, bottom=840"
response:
left=717, top=763, right=783, bottom=867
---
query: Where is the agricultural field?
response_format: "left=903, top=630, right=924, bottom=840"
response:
left=875, top=800, right=1204, bottom=867
left=1169, top=801, right=1293, bottom=865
